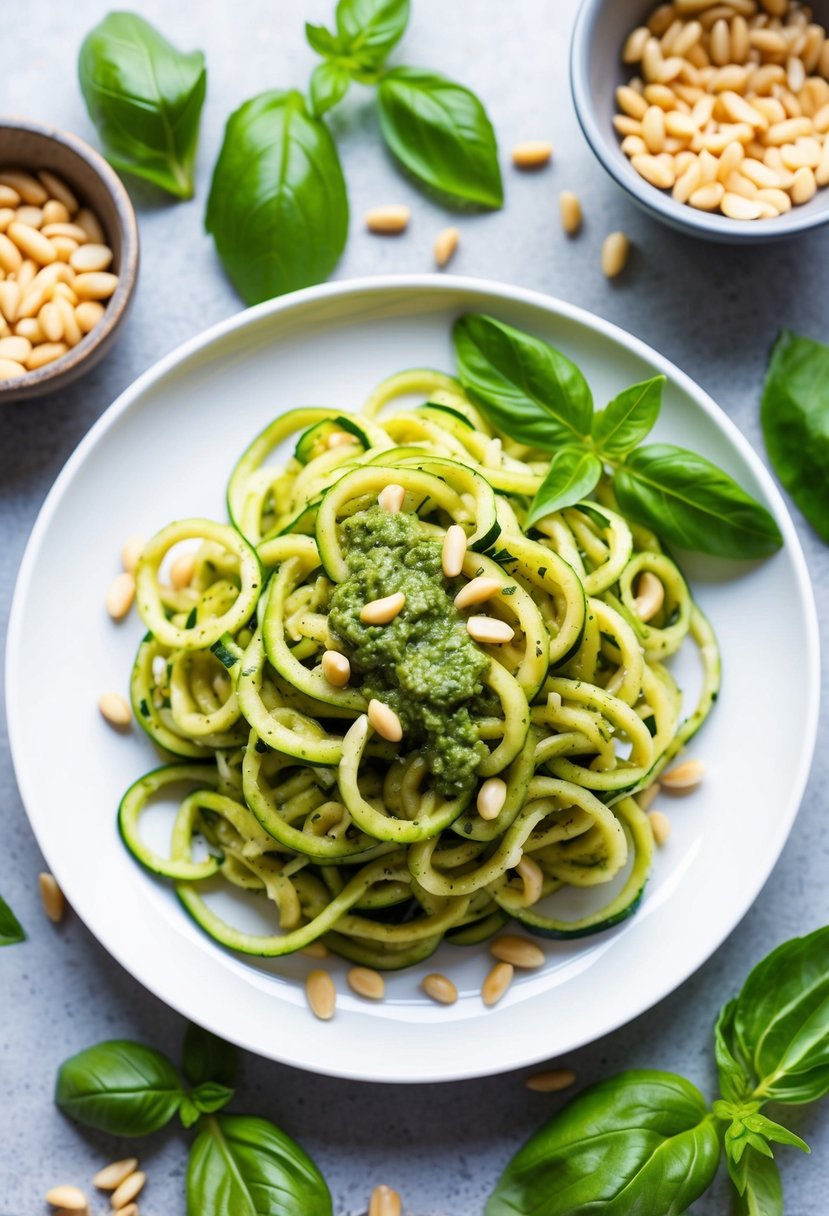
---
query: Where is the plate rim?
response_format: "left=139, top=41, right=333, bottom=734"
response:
left=7, top=273, right=821, bottom=1082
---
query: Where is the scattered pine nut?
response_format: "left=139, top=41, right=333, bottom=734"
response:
left=306, top=968, right=336, bottom=1019
left=559, top=190, right=583, bottom=234
left=517, top=855, right=545, bottom=904
left=361, top=591, right=406, bottom=625
left=490, top=934, right=545, bottom=969
left=636, top=781, right=661, bottom=812
left=121, top=535, right=145, bottom=573
left=106, top=571, right=136, bottom=620
left=660, top=758, right=705, bottom=791
left=170, top=551, right=196, bottom=590
left=302, top=941, right=329, bottom=959
left=369, top=1185, right=402, bottom=1216
left=649, top=809, right=672, bottom=845
left=378, top=483, right=405, bottom=513
left=634, top=570, right=665, bottom=621
left=367, top=700, right=403, bottom=743
left=110, top=1169, right=146, bottom=1209
left=365, top=205, right=410, bottom=234
left=441, top=524, right=467, bottom=578
left=512, top=140, right=553, bottom=168
left=94, top=1159, right=139, bottom=1191
left=421, top=972, right=458, bottom=1004
left=347, top=966, right=386, bottom=1000
left=434, top=226, right=459, bottom=267
left=38, top=872, right=66, bottom=924
left=99, top=691, right=132, bottom=730
left=477, top=776, right=507, bottom=821
left=601, top=232, right=631, bottom=278
left=467, top=615, right=515, bottom=644
left=525, top=1068, right=577, bottom=1093
left=321, top=649, right=351, bottom=687
left=114, top=1205, right=139, bottom=1216
left=45, top=1184, right=87, bottom=1210
left=453, top=575, right=502, bottom=610
left=482, top=960, right=514, bottom=1006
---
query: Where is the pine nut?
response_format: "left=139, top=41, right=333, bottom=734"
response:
left=482, top=961, right=514, bottom=1006
left=649, top=5, right=677, bottom=36
left=121, top=535, right=145, bottom=572
left=69, top=242, right=113, bottom=273
left=787, top=55, right=806, bottom=93
left=601, top=231, right=630, bottom=278
left=38, top=169, right=79, bottom=213
left=110, top=1170, right=145, bottom=1209
left=813, top=102, right=829, bottom=132
left=791, top=163, right=817, bottom=200
left=633, top=570, right=665, bottom=621
left=490, top=934, right=545, bottom=969
left=369, top=1185, right=402, bottom=1216
left=661, top=757, right=706, bottom=791
left=99, top=691, right=131, bottom=729
left=764, top=116, right=813, bottom=143
left=73, top=271, right=118, bottom=300
left=623, top=26, right=651, bottom=62
left=16, top=204, right=44, bottom=229
left=0, top=336, right=30, bottom=362
left=421, top=972, right=458, bottom=1004
left=302, top=941, right=329, bottom=959
left=38, top=872, right=66, bottom=923
left=0, top=184, right=19, bottom=208
left=50, top=235, right=81, bottom=263
left=75, top=300, right=106, bottom=333
left=674, top=19, right=704, bottom=55
left=367, top=700, right=403, bottom=742
left=632, top=153, right=676, bottom=187
left=453, top=575, right=501, bottom=609
left=114, top=1206, right=139, bottom=1216
left=0, top=279, right=20, bottom=324
left=477, top=776, right=507, bottom=821
left=378, top=482, right=405, bottom=512
left=689, top=180, right=726, bottom=207
left=525, top=1068, right=577, bottom=1093
left=25, top=341, right=68, bottom=370
left=636, top=781, right=662, bottom=811
left=76, top=207, right=105, bottom=242
left=725, top=168, right=760, bottom=195
left=617, top=85, right=649, bottom=118
left=53, top=295, right=82, bottom=347
left=347, top=966, right=385, bottom=1000
left=38, top=301, right=63, bottom=343
left=614, top=115, right=644, bottom=137
left=721, top=90, right=768, bottom=127
left=643, top=35, right=664, bottom=81
left=657, top=55, right=686, bottom=82
left=442, top=524, right=467, bottom=577
left=644, top=82, right=679, bottom=109
left=322, top=649, right=351, bottom=687
left=466, top=615, right=515, bottom=644
left=665, top=110, right=697, bottom=137
left=365, top=205, right=410, bottom=234
left=106, top=571, right=136, bottom=620
left=821, top=39, right=829, bottom=78
left=41, top=222, right=89, bottom=243
left=782, top=136, right=822, bottom=168
left=816, top=138, right=829, bottom=184
left=434, top=226, right=459, bottom=267
left=45, top=1184, right=87, bottom=1210
left=170, top=551, right=196, bottom=589
left=757, top=185, right=792, bottom=209
left=15, top=317, right=43, bottom=343
left=306, top=969, right=336, bottom=1019
left=750, top=28, right=788, bottom=54
left=361, top=591, right=405, bottom=624
left=512, top=140, right=553, bottom=168
left=95, top=1159, right=139, bottom=1191
left=741, top=156, right=783, bottom=185
left=649, top=809, right=673, bottom=845
left=720, top=189, right=762, bottom=216
left=0, top=232, right=22, bottom=274
left=517, top=855, right=545, bottom=904
left=710, top=18, right=731, bottom=64
left=621, top=133, right=649, bottom=155
left=0, top=170, right=47, bottom=205
left=642, top=104, right=667, bottom=151
left=42, top=198, right=70, bottom=226
left=7, top=220, right=57, bottom=265
left=559, top=189, right=583, bottom=233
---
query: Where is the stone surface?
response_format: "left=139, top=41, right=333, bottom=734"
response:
left=2, top=2, right=828, bottom=1213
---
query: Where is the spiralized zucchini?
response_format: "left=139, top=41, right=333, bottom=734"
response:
left=121, top=369, right=720, bottom=968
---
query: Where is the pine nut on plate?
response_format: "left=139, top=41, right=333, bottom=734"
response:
left=421, top=972, right=458, bottom=1005
left=306, top=968, right=336, bottom=1019
left=347, top=966, right=386, bottom=1000
left=38, top=871, right=66, bottom=923
left=482, top=960, right=514, bottom=1006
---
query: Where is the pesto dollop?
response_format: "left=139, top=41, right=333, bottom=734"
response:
left=328, top=506, right=488, bottom=797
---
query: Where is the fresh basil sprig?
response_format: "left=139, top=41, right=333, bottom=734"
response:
left=78, top=12, right=206, bottom=199
left=488, top=928, right=829, bottom=1215
left=0, top=892, right=24, bottom=946
left=308, top=0, right=410, bottom=78
left=453, top=313, right=783, bottom=561
left=55, top=1040, right=186, bottom=1135
left=206, top=91, right=349, bottom=306
left=761, top=328, right=829, bottom=543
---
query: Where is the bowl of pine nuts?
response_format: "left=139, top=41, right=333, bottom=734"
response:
left=0, top=117, right=139, bottom=400
left=571, top=0, right=829, bottom=240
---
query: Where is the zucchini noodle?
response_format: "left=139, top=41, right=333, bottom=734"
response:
left=121, top=367, right=720, bottom=969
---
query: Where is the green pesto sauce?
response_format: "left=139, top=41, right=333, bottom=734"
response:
left=328, top=506, right=488, bottom=798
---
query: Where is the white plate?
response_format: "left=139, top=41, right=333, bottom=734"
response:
left=7, top=277, right=819, bottom=1083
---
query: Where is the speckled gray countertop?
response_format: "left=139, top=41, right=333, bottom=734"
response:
left=2, top=2, right=828, bottom=1213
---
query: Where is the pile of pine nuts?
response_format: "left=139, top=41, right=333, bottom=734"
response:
left=615, top=0, right=829, bottom=219
left=46, top=1156, right=145, bottom=1215
left=0, top=166, right=118, bottom=380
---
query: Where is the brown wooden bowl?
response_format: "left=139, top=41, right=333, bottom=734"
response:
left=0, top=117, right=139, bottom=403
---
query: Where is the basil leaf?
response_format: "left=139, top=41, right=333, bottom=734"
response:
left=486, top=1070, right=720, bottom=1216
left=742, top=1113, right=809, bottom=1154
left=191, top=1082, right=235, bottom=1115
left=715, top=1000, right=753, bottom=1104
left=592, top=376, right=664, bottom=457
left=731, top=927, right=829, bottom=1104
left=55, top=1040, right=183, bottom=1135
left=453, top=314, right=593, bottom=447
left=0, top=892, right=24, bottom=945
left=732, top=1147, right=783, bottom=1216
left=78, top=12, right=206, bottom=199
left=310, top=62, right=351, bottom=117
left=527, top=448, right=602, bottom=525
left=613, top=444, right=783, bottom=559
left=180, top=1096, right=202, bottom=1129
left=206, top=91, right=349, bottom=305
left=187, top=1114, right=332, bottom=1216
left=336, top=0, right=410, bottom=68
left=761, top=329, right=829, bottom=542
left=183, top=1023, right=238, bottom=1087
left=305, top=23, right=343, bottom=58
left=377, top=69, right=502, bottom=209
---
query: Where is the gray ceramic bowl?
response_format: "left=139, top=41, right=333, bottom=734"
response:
left=0, top=117, right=139, bottom=402
left=570, top=0, right=829, bottom=242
